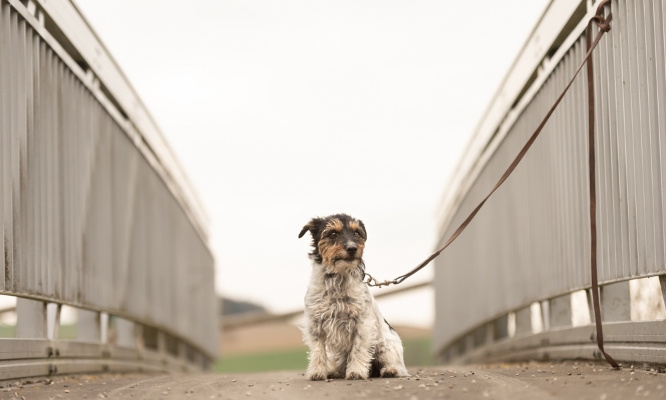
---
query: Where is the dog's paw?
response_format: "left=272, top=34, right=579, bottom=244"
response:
left=306, top=365, right=329, bottom=381
left=380, top=368, right=398, bottom=378
left=327, top=371, right=342, bottom=379
left=307, top=371, right=328, bottom=381
left=345, top=371, right=368, bottom=380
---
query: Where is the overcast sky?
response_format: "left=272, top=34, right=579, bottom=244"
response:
left=74, top=0, right=550, bottom=327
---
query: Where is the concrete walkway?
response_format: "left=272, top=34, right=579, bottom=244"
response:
left=4, top=361, right=665, bottom=399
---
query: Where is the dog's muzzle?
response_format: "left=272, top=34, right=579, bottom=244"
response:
left=346, top=242, right=358, bottom=256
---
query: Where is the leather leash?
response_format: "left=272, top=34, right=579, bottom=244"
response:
left=364, top=0, right=619, bottom=369
left=586, top=0, right=619, bottom=369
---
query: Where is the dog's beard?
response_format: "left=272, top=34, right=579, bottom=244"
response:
left=324, top=257, right=361, bottom=275
left=334, top=258, right=359, bottom=269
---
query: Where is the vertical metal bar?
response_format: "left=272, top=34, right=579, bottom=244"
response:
left=621, top=0, right=643, bottom=276
left=16, top=298, right=46, bottom=338
left=514, top=306, right=533, bottom=336
left=53, top=62, right=62, bottom=301
left=612, top=0, right=633, bottom=279
left=659, top=0, right=666, bottom=262
left=12, top=7, right=22, bottom=293
left=632, top=0, right=657, bottom=275
left=595, top=22, right=610, bottom=281
left=0, top=2, right=8, bottom=292
left=46, top=302, right=60, bottom=340
left=3, top=4, right=17, bottom=294
left=36, top=38, right=46, bottom=295
left=601, top=281, right=631, bottom=321
left=642, top=0, right=666, bottom=274
left=78, top=309, right=101, bottom=342
left=115, top=317, right=135, bottom=348
left=597, top=9, right=619, bottom=282
left=11, top=13, right=25, bottom=294
left=100, top=312, right=108, bottom=344
left=61, top=66, right=69, bottom=304
left=609, top=0, right=628, bottom=280
left=549, top=294, right=572, bottom=329
left=574, top=39, right=590, bottom=290
left=660, top=276, right=666, bottom=312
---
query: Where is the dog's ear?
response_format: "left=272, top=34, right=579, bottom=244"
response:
left=298, top=224, right=311, bottom=239
left=299, top=218, right=322, bottom=239
left=357, top=219, right=367, bottom=240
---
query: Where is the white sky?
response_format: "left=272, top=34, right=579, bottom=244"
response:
left=74, top=0, right=549, bottom=327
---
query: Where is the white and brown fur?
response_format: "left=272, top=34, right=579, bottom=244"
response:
left=299, top=214, right=409, bottom=381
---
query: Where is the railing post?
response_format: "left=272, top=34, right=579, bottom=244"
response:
left=46, top=303, right=61, bottom=340
left=16, top=298, right=46, bottom=338
left=78, top=309, right=101, bottom=342
left=493, top=315, right=509, bottom=340
left=601, top=281, right=631, bottom=322
left=115, top=318, right=136, bottom=348
left=514, top=306, right=532, bottom=336
left=485, top=322, right=494, bottom=345
left=540, top=301, right=551, bottom=331
left=157, top=332, right=167, bottom=357
left=660, top=276, right=666, bottom=310
left=549, top=294, right=572, bottom=329
left=100, top=312, right=109, bottom=344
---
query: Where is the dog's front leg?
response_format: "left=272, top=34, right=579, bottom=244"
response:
left=345, top=319, right=375, bottom=380
left=306, top=335, right=329, bottom=381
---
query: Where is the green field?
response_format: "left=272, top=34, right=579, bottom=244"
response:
left=214, top=337, right=434, bottom=373
left=214, top=346, right=309, bottom=373
left=0, top=324, right=77, bottom=339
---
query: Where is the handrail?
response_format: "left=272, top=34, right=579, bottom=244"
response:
left=433, top=0, right=666, bottom=365
left=0, top=0, right=217, bottom=380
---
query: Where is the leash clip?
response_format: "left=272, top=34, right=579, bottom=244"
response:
left=363, top=273, right=396, bottom=288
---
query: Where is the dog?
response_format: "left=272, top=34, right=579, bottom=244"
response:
left=298, top=213, right=409, bottom=380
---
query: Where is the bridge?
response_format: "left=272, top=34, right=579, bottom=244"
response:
left=1, top=0, right=665, bottom=397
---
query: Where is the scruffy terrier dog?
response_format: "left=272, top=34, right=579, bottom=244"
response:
left=299, top=214, right=409, bottom=380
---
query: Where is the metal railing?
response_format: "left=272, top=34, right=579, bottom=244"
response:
left=434, top=0, right=666, bottom=364
left=1, top=0, right=217, bottom=380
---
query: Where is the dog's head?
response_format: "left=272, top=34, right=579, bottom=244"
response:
left=299, top=214, right=367, bottom=272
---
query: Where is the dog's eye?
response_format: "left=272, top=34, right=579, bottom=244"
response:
left=354, top=231, right=360, bottom=237
left=329, top=232, right=338, bottom=239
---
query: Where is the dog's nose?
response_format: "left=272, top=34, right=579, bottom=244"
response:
left=346, top=243, right=357, bottom=255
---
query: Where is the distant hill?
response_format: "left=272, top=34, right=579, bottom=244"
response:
left=220, top=298, right=267, bottom=316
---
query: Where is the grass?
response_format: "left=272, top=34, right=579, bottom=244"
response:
left=0, top=325, right=15, bottom=338
left=403, top=337, right=435, bottom=366
left=0, top=324, right=77, bottom=339
left=214, top=346, right=309, bottom=373
left=213, top=336, right=434, bottom=373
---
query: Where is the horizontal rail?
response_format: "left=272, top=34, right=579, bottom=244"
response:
left=451, top=319, right=666, bottom=365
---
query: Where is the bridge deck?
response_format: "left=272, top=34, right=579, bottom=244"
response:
left=4, top=361, right=662, bottom=399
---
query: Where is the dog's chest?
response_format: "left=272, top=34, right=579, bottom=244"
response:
left=324, top=289, right=363, bottom=317
left=307, top=284, right=368, bottom=343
